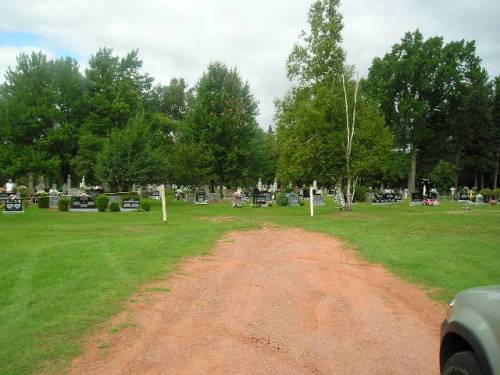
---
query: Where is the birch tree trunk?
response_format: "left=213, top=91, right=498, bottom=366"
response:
left=342, top=74, right=359, bottom=212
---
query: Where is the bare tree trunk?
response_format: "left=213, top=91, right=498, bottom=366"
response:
left=474, top=170, right=478, bottom=189
left=346, top=170, right=352, bottom=212
left=480, top=171, right=485, bottom=190
left=408, top=144, right=417, bottom=193
left=494, top=151, right=499, bottom=190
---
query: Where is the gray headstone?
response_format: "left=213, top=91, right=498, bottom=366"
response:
left=313, top=194, right=325, bottom=206
left=287, top=193, right=299, bottom=206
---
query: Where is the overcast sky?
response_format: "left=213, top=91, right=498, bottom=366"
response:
left=0, top=0, right=499, bottom=127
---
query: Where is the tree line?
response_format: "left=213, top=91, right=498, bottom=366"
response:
left=1, top=0, right=499, bottom=195
left=275, top=0, right=500, bottom=194
left=0, top=50, right=276, bottom=192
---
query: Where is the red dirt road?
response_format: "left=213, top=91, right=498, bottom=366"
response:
left=69, top=228, right=444, bottom=374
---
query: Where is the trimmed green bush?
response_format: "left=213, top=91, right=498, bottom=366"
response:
left=58, top=198, right=70, bottom=211
left=110, top=202, right=120, bottom=212
left=37, top=195, right=49, bottom=209
left=141, top=201, right=151, bottom=212
left=17, top=185, right=29, bottom=201
left=275, top=192, right=288, bottom=206
left=480, top=188, right=493, bottom=196
left=494, top=188, right=500, bottom=199
left=96, top=195, right=109, bottom=212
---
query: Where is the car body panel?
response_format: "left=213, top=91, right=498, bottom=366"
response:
left=441, top=286, right=500, bottom=375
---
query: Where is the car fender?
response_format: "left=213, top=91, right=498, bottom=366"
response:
left=445, top=308, right=497, bottom=375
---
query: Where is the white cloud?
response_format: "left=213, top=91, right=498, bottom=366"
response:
left=0, top=0, right=499, bottom=126
left=0, top=46, right=55, bottom=81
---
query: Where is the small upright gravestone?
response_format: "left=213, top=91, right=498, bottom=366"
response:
left=70, top=195, right=97, bottom=211
left=49, top=195, right=60, bottom=209
left=195, top=191, right=208, bottom=205
left=3, top=198, right=24, bottom=214
left=287, top=192, right=299, bottom=206
left=313, top=194, right=325, bottom=206
left=122, top=200, right=140, bottom=211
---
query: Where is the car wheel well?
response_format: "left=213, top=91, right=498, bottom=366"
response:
left=440, top=332, right=474, bottom=371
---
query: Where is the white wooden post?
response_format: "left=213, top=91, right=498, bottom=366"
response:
left=310, top=187, right=314, bottom=217
left=160, top=184, right=167, bottom=223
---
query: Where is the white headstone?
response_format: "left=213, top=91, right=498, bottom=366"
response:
left=257, top=178, right=263, bottom=191
left=5, top=179, right=15, bottom=193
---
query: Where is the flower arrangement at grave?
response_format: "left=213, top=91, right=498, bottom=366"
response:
left=0, top=186, right=6, bottom=193
left=79, top=192, right=90, bottom=198
left=423, top=198, right=440, bottom=206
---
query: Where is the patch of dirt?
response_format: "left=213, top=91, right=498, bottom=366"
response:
left=68, top=228, right=444, bottom=375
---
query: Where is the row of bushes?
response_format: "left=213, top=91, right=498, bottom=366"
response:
left=478, top=188, right=500, bottom=198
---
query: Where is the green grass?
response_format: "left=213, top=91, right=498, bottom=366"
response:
left=1, top=197, right=499, bottom=374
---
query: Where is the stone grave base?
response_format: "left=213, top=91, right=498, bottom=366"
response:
left=194, top=201, right=208, bottom=205
left=3, top=210, right=24, bottom=214
left=69, top=208, right=98, bottom=212
left=409, top=201, right=423, bottom=206
left=121, top=208, right=141, bottom=212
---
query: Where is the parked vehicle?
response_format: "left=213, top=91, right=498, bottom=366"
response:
left=440, top=286, right=500, bottom=375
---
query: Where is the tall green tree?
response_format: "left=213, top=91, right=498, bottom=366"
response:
left=76, top=48, right=153, bottom=183
left=366, top=31, right=492, bottom=190
left=0, top=52, right=84, bottom=185
left=95, top=115, right=166, bottom=191
left=185, top=62, right=259, bottom=193
left=275, top=0, right=392, bottom=209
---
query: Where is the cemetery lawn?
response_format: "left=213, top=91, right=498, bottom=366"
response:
left=1, top=199, right=500, bottom=374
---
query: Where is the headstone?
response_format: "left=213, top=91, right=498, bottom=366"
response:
left=0, top=192, right=10, bottom=203
left=123, top=200, right=140, bottom=210
left=207, top=193, right=220, bottom=202
left=108, top=195, right=121, bottom=204
left=263, top=191, right=273, bottom=202
left=195, top=190, right=208, bottom=204
left=287, top=192, right=299, bottom=206
left=150, top=190, right=161, bottom=200
left=313, top=180, right=318, bottom=191
left=328, top=188, right=336, bottom=196
left=459, top=192, right=469, bottom=201
left=255, top=193, right=268, bottom=206
left=4, top=198, right=23, bottom=213
left=411, top=192, right=423, bottom=202
left=475, top=194, right=484, bottom=204
left=257, top=178, right=263, bottom=192
left=5, top=179, right=15, bottom=193
left=302, top=188, right=311, bottom=199
left=71, top=195, right=96, bottom=210
left=185, top=193, right=195, bottom=203
left=49, top=195, right=60, bottom=209
left=313, top=194, right=325, bottom=206
left=37, top=176, right=45, bottom=192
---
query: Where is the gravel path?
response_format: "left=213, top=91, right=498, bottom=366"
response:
left=69, top=228, right=444, bottom=374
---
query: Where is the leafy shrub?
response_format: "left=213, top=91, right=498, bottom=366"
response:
left=96, top=194, right=109, bottom=212
left=275, top=192, right=288, bottom=206
left=37, top=194, right=49, bottom=209
left=354, top=186, right=368, bottom=202
left=110, top=202, right=120, bottom=212
left=494, top=188, right=500, bottom=199
left=58, top=198, right=70, bottom=211
left=17, top=185, right=29, bottom=200
left=480, top=188, right=493, bottom=197
left=141, top=201, right=151, bottom=212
